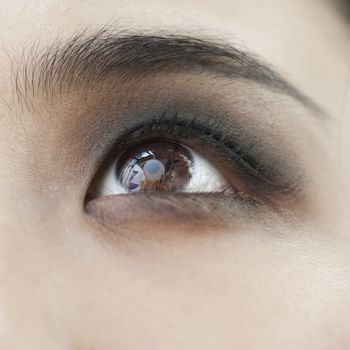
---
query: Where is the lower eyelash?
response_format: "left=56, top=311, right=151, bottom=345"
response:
left=85, top=191, right=268, bottom=233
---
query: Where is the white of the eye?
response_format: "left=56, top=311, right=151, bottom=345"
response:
left=95, top=147, right=229, bottom=196
left=184, top=149, right=228, bottom=193
left=121, top=164, right=145, bottom=192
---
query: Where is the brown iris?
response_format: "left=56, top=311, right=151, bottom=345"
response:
left=117, top=141, right=194, bottom=193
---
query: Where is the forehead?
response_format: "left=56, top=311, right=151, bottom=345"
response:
left=0, top=0, right=349, bottom=118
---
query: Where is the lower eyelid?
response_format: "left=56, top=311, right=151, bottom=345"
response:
left=85, top=192, right=263, bottom=234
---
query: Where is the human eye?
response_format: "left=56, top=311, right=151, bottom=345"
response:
left=92, top=139, right=233, bottom=196
left=87, top=111, right=251, bottom=199
left=84, top=105, right=304, bottom=230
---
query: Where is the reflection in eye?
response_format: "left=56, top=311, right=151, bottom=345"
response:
left=95, top=141, right=233, bottom=196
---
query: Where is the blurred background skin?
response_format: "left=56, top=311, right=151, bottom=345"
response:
left=0, top=0, right=349, bottom=349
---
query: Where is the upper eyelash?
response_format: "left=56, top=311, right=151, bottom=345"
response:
left=115, top=115, right=273, bottom=180
left=112, top=116, right=286, bottom=194
left=120, top=118, right=257, bottom=170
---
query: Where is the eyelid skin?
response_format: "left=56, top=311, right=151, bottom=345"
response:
left=43, top=69, right=318, bottom=197
left=85, top=192, right=270, bottom=237
left=46, top=70, right=315, bottom=230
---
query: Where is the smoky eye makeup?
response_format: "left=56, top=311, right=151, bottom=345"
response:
left=84, top=104, right=304, bottom=218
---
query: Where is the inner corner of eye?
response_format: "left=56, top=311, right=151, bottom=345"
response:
left=89, top=140, right=235, bottom=199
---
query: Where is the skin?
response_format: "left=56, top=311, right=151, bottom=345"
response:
left=0, top=0, right=350, bottom=349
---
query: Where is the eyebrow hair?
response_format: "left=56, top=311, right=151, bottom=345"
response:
left=334, top=0, right=350, bottom=23
left=14, top=28, right=324, bottom=115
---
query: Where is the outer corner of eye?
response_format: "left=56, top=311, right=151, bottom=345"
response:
left=85, top=140, right=236, bottom=203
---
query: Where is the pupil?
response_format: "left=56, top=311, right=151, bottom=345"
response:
left=117, top=141, right=193, bottom=193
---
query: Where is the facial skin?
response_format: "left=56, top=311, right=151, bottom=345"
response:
left=0, top=0, right=350, bottom=349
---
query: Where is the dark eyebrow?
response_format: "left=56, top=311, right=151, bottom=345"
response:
left=14, top=28, right=324, bottom=115
left=334, top=0, right=350, bottom=23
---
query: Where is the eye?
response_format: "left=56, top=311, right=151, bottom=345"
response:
left=93, top=140, right=236, bottom=197
left=85, top=109, right=301, bottom=211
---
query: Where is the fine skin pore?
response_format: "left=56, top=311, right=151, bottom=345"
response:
left=0, top=0, right=350, bottom=349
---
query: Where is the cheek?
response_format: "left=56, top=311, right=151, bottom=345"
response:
left=1, top=205, right=349, bottom=350
left=45, top=221, right=350, bottom=349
